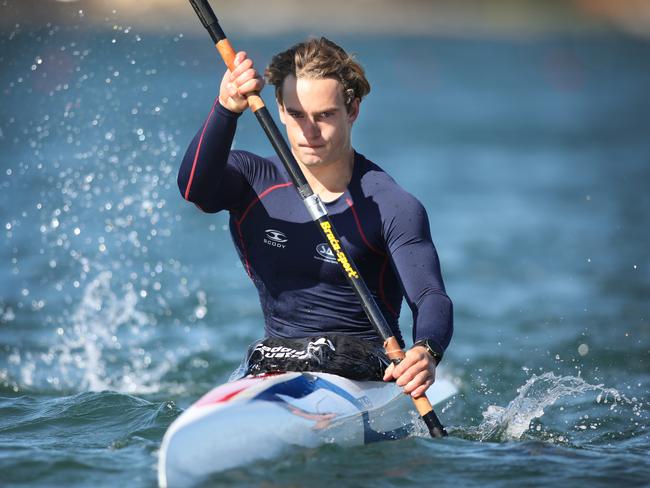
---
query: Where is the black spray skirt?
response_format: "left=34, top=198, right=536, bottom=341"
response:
left=241, top=335, right=390, bottom=381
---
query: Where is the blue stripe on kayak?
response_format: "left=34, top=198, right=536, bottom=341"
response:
left=251, top=374, right=366, bottom=410
left=251, top=374, right=411, bottom=443
left=312, top=376, right=367, bottom=409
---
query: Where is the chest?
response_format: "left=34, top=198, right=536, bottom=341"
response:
left=229, top=185, right=386, bottom=284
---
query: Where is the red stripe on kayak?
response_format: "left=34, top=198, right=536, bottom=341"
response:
left=194, top=374, right=284, bottom=407
left=195, top=384, right=250, bottom=407
left=194, top=379, right=257, bottom=407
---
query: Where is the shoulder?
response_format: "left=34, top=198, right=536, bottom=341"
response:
left=229, top=151, right=287, bottom=183
left=229, top=149, right=271, bottom=168
left=356, top=152, right=426, bottom=217
left=354, top=153, right=431, bottom=246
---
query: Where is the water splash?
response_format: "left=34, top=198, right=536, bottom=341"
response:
left=51, top=272, right=131, bottom=389
left=469, top=372, right=630, bottom=442
left=44, top=270, right=173, bottom=394
left=0, top=271, right=175, bottom=395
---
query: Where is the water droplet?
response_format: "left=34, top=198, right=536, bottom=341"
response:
left=578, top=344, right=589, bottom=356
left=195, top=306, right=207, bottom=320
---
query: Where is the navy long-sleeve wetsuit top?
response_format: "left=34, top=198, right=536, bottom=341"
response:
left=178, top=100, right=453, bottom=356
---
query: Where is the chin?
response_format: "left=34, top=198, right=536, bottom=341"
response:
left=300, top=156, right=323, bottom=166
left=297, top=151, right=327, bottom=167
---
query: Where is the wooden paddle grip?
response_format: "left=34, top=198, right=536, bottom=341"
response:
left=216, top=38, right=265, bottom=112
left=412, top=395, right=434, bottom=416
left=383, top=336, right=405, bottom=362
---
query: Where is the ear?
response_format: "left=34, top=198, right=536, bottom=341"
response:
left=277, top=99, right=286, bottom=125
left=348, top=98, right=360, bottom=124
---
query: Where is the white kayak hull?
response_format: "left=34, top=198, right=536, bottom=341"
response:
left=158, top=372, right=456, bottom=487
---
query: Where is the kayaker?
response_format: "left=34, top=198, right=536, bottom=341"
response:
left=178, top=37, right=452, bottom=398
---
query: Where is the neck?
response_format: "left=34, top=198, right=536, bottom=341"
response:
left=298, top=149, right=355, bottom=201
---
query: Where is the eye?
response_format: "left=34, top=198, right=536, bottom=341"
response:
left=288, top=111, right=303, bottom=119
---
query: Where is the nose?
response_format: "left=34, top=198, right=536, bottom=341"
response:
left=302, top=118, right=321, bottom=141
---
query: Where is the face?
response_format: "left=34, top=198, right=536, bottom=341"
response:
left=278, top=75, right=359, bottom=168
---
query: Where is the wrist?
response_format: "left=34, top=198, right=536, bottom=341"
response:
left=217, top=98, right=245, bottom=117
left=412, top=339, right=443, bottom=366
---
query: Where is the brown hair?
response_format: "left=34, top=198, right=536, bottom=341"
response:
left=264, top=37, right=371, bottom=112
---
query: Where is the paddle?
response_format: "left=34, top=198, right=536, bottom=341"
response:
left=187, top=0, right=448, bottom=438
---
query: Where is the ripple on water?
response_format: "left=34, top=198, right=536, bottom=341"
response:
left=0, top=391, right=181, bottom=485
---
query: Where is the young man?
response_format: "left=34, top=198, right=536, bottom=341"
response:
left=178, top=38, right=452, bottom=398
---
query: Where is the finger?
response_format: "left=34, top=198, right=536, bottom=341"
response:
left=403, top=370, right=432, bottom=395
left=383, top=362, right=395, bottom=381
left=237, top=78, right=264, bottom=97
left=227, top=83, right=240, bottom=98
left=395, top=357, right=430, bottom=387
left=231, top=58, right=253, bottom=81
left=233, top=68, right=256, bottom=88
left=234, top=51, right=247, bottom=66
left=395, top=347, right=432, bottom=378
left=392, top=355, right=417, bottom=378
left=409, top=378, right=433, bottom=398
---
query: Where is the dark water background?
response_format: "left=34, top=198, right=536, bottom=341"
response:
left=1, top=15, right=649, bottom=488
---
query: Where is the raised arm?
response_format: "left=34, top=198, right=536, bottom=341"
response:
left=178, top=52, right=265, bottom=212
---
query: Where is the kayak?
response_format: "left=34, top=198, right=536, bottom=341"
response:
left=158, top=371, right=457, bottom=487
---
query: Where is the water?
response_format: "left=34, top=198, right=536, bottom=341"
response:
left=1, top=15, right=649, bottom=488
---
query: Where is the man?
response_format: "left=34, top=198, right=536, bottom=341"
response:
left=178, top=37, right=452, bottom=398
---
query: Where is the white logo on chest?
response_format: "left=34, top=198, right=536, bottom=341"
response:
left=264, top=229, right=288, bottom=249
left=315, top=243, right=337, bottom=263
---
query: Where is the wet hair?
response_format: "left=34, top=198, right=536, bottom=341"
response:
left=264, top=37, right=371, bottom=112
